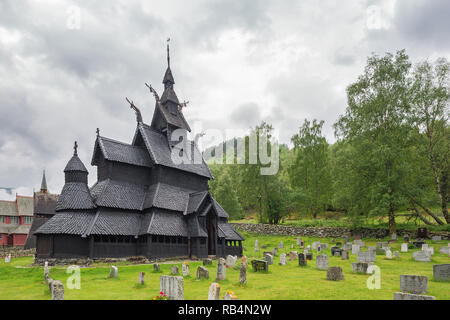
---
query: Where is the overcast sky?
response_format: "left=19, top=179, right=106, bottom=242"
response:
left=0, top=0, right=449, bottom=199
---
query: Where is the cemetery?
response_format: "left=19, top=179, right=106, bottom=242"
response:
left=0, top=231, right=448, bottom=300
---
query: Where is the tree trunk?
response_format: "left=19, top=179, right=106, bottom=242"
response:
left=440, top=171, right=449, bottom=223
left=411, top=207, right=434, bottom=226
left=388, top=207, right=396, bottom=235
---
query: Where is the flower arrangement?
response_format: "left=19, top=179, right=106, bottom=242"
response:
left=153, top=291, right=168, bottom=300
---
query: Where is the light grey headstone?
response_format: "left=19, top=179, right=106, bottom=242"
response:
left=351, top=244, right=360, bottom=255
left=182, top=263, right=190, bottom=277
left=432, top=236, right=441, bottom=241
left=312, top=242, right=320, bottom=250
left=171, top=265, right=179, bottom=275
left=341, top=250, right=349, bottom=260
left=264, top=253, right=273, bottom=265
left=385, top=249, right=393, bottom=259
left=433, top=264, right=450, bottom=282
left=196, top=266, right=209, bottom=280
left=357, top=251, right=376, bottom=263
left=254, top=240, right=259, bottom=252
left=289, top=251, right=298, bottom=261
left=401, top=243, right=408, bottom=252
left=296, top=237, right=301, bottom=245
left=421, top=244, right=429, bottom=250
left=343, top=244, right=352, bottom=251
left=223, top=292, right=238, bottom=300
left=316, top=254, right=329, bottom=270
left=393, top=251, right=399, bottom=259
left=44, top=261, right=50, bottom=283
left=109, top=266, right=118, bottom=278
left=400, top=275, right=428, bottom=294
left=216, top=258, right=226, bottom=281
left=208, top=282, right=220, bottom=300
left=138, top=272, right=145, bottom=285
left=321, top=243, right=329, bottom=250
left=439, top=247, right=450, bottom=255
left=413, top=251, right=431, bottom=262
left=394, top=292, right=435, bottom=300
left=279, top=253, right=287, bottom=266
left=160, top=275, right=184, bottom=300
left=203, top=259, right=212, bottom=266
left=279, top=241, right=284, bottom=249
left=153, top=263, right=160, bottom=272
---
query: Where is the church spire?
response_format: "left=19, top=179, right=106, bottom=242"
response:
left=40, top=170, right=47, bottom=193
left=163, top=38, right=175, bottom=88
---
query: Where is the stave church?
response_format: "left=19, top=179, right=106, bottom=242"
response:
left=34, top=44, right=244, bottom=260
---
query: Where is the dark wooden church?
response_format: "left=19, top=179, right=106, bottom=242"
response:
left=34, top=44, right=244, bottom=260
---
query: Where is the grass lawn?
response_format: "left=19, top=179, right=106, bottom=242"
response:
left=0, top=232, right=448, bottom=300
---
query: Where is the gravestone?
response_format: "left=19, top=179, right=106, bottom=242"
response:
left=4, top=255, right=11, bottom=263
left=289, top=251, right=298, bottom=261
left=440, top=247, right=450, bottom=255
left=403, top=235, right=410, bottom=243
left=254, top=240, right=259, bottom=252
left=297, top=237, right=301, bottom=245
left=421, top=244, right=429, bottom=250
left=432, top=235, right=441, bottom=241
left=312, top=242, right=320, bottom=250
left=196, top=266, right=209, bottom=280
left=226, top=255, right=237, bottom=267
left=400, top=275, right=428, bottom=294
left=239, top=263, right=247, bottom=285
left=394, top=292, right=435, bottom=300
left=208, top=283, right=220, bottom=300
left=279, top=254, right=287, bottom=266
left=351, top=244, right=360, bottom=255
left=272, top=247, right=278, bottom=256
left=385, top=250, right=393, bottom=260
left=264, top=253, right=273, bottom=265
left=298, top=253, right=307, bottom=266
left=138, top=272, right=145, bottom=285
left=109, top=266, right=118, bottom=278
left=223, top=292, right=238, bottom=300
left=427, top=247, right=434, bottom=255
left=321, top=243, right=329, bottom=250
left=317, top=246, right=322, bottom=253
left=279, top=241, right=284, bottom=249
left=331, top=245, right=341, bottom=255
left=316, top=255, right=329, bottom=270
left=44, top=261, right=50, bottom=283
left=376, top=248, right=386, bottom=255
left=413, top=240, right=425, bottom=249
left=51, top=280, right=64, bottom=300
left=305, top=253, right=313, bottom=261
left=433, top=264, right=450, bottom=282
left=333, top=249, right=342, bottom=257
left=352, top=262, right=369, bottom=274
left=344, top=236, right=349, bottom=243
left=376, top=242, right=388, bottom=248
left=216, top=258, right=226, bottom=281
left=391, top=233, right=397, bottom=240
left=401, top=243, right=408, bottom=252
left=263, top=251, right=272, bottom=258
left=335, top=242, right=342, bottom=246
left=160, top=275, right=184, bottom=300
left=171, top=265, right=180, bottom=275
left=241, top=256, right=248, bottom=268
left=203, top=259, right=212, bottom=266
left=417, top=228, right=427, bottom=238
left=357, top=251, right=376, bottom=263
left=413, top=251, right=431, bottom=262
left=327, top=266, right=344, bottom=281
left=291, top=244, right=294, bottom=249
left=367, top=246, right=376, bottom=252
left=341, top=250, right=349, bottom=260
left=343, top=244, right=352, bottom=251
left=251, top=259, right=268, bottom=272
left=393, top=251, right=399, bottom=259
left=182, top=263, right=190, bottom=277
left=300, top=240, right=305, bottom=248
left=153, top=263, right=160, bottom=272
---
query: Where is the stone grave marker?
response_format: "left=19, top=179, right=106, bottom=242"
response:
left=241, top=256, right=248, bottom=268
left=44, top=261, right=50, bottom=283
left=352, top=262, right=369, bottom=274
left=279, top=253, right=287, bottom=266
left=289, top=251, right=298, bottom=261
left=138, top=272, right=145, bottom=285
left=305, top=252, right=313, bottom=261
left=160, top=275, right=184, bottom=300
left=264, top=253, right=274, bottom=265
left=226, top=255, right=237, bottom=267
left=251, top=259, right=268, bottom=272
left=400, top=275, right=428, bottom=294
left=413, top=251, right=431, bottom=262
left=239, top=263, right=247, bottom=285
left=421, top=244, right=429, bottom=250
left=439, top=247, right=450, bottom=255
left=182, top=263, right=190, bottom=277
left=279, top=241, right=284, bottom=249
left=317, top=245, right=322, bottom=253
left=312, top=242, right=320, bottom=250
left=385, top=249, right=393, bottom=259
left=110, top=266, right=118, bottom=278
left=255, top=240, right=259, bottom=252
left=223, top=292, right=238, bottom=300
left=401, top=243, right=408, bottom=252
left=341, top=250, right=349, bottom=260
left=296, top=237, right=301, bottom=245
left=433, top=264, right=450, bottom=282
left=316, top=254, right=329, bottom=270
left=171, top=265, right=180, bottom=275
left=203, top=259, right=212, bottom=266
left=153, top=263, right=160, bottom=272
left=393, top=292, right=435, bottom=300
left=216, top=258, right=226, bottom=281
left=208, top=283, right=220, bottom=300
left=300, top=240, right=305, bottom=248
left=432, top=235, right=441, bottom=241
left=327, top=266, right=344, bottom=281
left=196, top=266, right=209, bottom=280
left=351, top=244, right=360, bottom=255
left=272, top=247, right=278, bottom=256
left=51, top=280, right=64, bottom=300
left=298, top=253, right=307, bottom=266
left=393, top=251, right=399, bottom=259
left=357, top=251, right=376, bottom=263
left=343, top=243, right=352, bottom=251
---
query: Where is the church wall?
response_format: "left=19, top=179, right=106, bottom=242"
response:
left=53, top=235, right=89, bottom=258
left=151, top=166, right=208, bottom=191
left=109, top=162, right=151, bottom=185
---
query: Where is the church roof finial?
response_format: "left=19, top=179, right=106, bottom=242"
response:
left=167, top=37, right=170, bottom=68
left=74, top=141, right=78, bottom=156
left=126, top=97, right=143, bottom=123
left=40, top=169, right=47, bottom=193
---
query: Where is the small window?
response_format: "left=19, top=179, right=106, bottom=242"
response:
left=10, top=216, right=19, bottom=224
left=200, top=238, right=206, bottom=245
left=24, top=216, right=33, bottom=224
left=0, top=216, right=5, bottom=223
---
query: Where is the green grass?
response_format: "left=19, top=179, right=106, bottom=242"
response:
left=0, top=233, right=449, bottom=300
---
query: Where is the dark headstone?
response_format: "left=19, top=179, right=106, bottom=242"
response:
left=251, top=259, right=268, bottom=272
left=417, top=228, right=428, bottom=239
left=433, top=264, right=450, bottom=282
left=298, top=253, right=307, bottom=267
left=327, top=266, right=344, bottom=281
left=305, top=253, right=313, bottom=261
